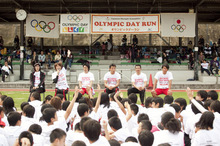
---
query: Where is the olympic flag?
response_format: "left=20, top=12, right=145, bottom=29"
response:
left=26, top=14, right=59, bottom=38
left=60, top=14, right=90, bottom=34
left=91, top=14, right=160, bottom=34
left=161, top=13, right=196, bottom=37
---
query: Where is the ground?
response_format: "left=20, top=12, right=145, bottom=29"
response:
left=0, top=89, right=198, bottom=110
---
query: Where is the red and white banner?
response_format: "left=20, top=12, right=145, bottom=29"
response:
left=26, top=14, right=59, bottom=38
left=91, top=14, right=160, bottom=34
left=161, top=13, right=196, bottom=37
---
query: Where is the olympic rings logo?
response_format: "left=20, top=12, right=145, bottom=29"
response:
left=171, top=24, right=186, bottom=33
left=67, top=15, right=83, bottom=22
left=30, top=19, right=55, bottom=33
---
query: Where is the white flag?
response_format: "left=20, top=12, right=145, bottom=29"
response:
left=26, top=14, right=59, bottom=38
left=161, top=13, right=196, bottom=37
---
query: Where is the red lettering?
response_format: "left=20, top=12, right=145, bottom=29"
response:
left=142, top=22, right=146, bottom=26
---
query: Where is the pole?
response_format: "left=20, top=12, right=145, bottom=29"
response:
left=194, top=7, right=199, bottom=80
left=40, top=38, right=44, bottom=51
left=20, top=20, right=24, bottom=80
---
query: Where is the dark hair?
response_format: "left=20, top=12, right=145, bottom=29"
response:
left=50, top=128, right=66, bottom=143
left=3, top=97, right=15, bottom=115
left=210, top=100, right=220, bottom=113
left=41, top=104, right=53, bottom=114
left=195, top=111, right=214, bottom=130
left=23, top=105, right=35, bottom=118
left=197, top=90, right=208, bottom=101
left=128, top=93, right=137, bottom=104
left=19, top=131, right=33, bottom=146
left=169, top=104, right=181, bottom=113
left=7, top=111, right=21, bottom=126
left=191, top=100, right=203, bottom=114
left=77, top=103, right=89, bottom=117
left=158, top=143, right=171, bottom=146
left=108, top=117, right=122, bottom=130
left=140, top=120, right=152, bottom=131
left=31, top=92, right=41, bottom=101
left=208, top=90, right=218, bottom=100
left=108, top=139, right=120, bottom=146
left=138, top=130, right=154, bottom=146
left=164, top=95, right=174, bottom=104
left=80, top=116, right=91, bottom=131
left=109, top=64, right=116, bottom=68
left=74, top=122, right=81, bottom=131
left=42, top=108, right=56, bottom=123
left=152, top=97, right=164, bottom=108
left=43, top=95, right=53, bottom=104
left=83, top=63, right=90, bottom=71
left=34, top=63, right=41, bottom=71
left=107, top=109, right=118, bottom=120
left=72, top=140, right=86, bottom=146
left=174, top=98, right=187, bottom=110
left=50, top=96, right=62, bottom=111
left=0, top=95, right=7, bottom=103
left=56, top=94, right=64, bottom=101
left=20, top=102, right=29, bottom=111
left=121, top=98, right=131, bottom=107
left=0, top=106, right=3, bottom=113
left=75, top=93, right=82, bottom=102
left=62, top=101, right=70, bottom=111
left=99, top=93, right=110, bottom=108
left=162, top=64, right=169, bottom=70
left=145, top=97, right=153, bottom=108
left=138, top=113, right=149, bottom=123
left=83, top=119, right=101, bottom=142
left=130, top=103, right=139, bottom=115
left=204, top=99, right=213, bottom=110
left=54, top=62, right=63, bottom=71
left=161, top=112, right=180, bottom=134
left=135, top=64, right=141, bottom=68
left=125, top=136, right=138, bottom=143
left=29, top=124, right=42, bottom=134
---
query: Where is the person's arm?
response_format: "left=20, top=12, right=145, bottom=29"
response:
left=103, top=120, right=110, bottom=140
left=30, top=73, right=34, bottom=88
left=38, top=72, right=45, bottom=88
left=168, top=80, right=172, bottom=90
left=52, top=71, right=60, bottom=83
left=186, top=87, right=207, bottom=113
left=132, top=81, right=139, bottom=90
left=64, top=86, right=79, bottom=120
left=93, top=84, right=102, bottom=113
left=143, top=81, right=147, bottom=89
left=153, top=79, right=158, bottom=90
left=79, top=81, right=82, bottom=89
left=104, top=80, right=109, bottom=88
left=113, top=79, right=120, bottom=88
left=125, top=102, right=132, bottom=122
left=113, top=91, right=126, bottom=115
left=63, top=50, right=71, bottom=69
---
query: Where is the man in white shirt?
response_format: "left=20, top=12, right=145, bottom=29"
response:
left=78, top=63, right=95, bottom=97
left=128, top=65, right=147, bottom=105
left=104, top=64, right=121, bottom=94
left=151, top=64, right=173, bottom=97
left=38, top=50, right=45, bottom=67
left=201, top=59, right=210, bottom=76
left=1, top=61, right=13, bottom=82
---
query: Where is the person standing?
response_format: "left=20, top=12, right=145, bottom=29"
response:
left=104, top=64, right=121, bottom=94
left=78, top=63, right=95, bottom=98
left=151, top=64, right=173, bottom=97
left=52, top=50, right=71, bottom=100
left=127, top=65, right=147, bottom=105
left=133, top=35, right=138, bottom=46
left=61, top=47, right=67, bottom=62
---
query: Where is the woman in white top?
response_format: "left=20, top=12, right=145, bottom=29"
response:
left=191, top=111, right=220, bottom=146
left=153, top=112, right=184, bottom=146
left=52, top=50, right=71, bottom=100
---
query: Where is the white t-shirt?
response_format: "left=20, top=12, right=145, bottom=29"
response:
left=154, top=71, right=173, bottom=89
left=191, top=129, right=220, bottom=146
left=32, top=133, right=44, bottom=146
left=114, top=128, right=132, bottom=143
left=21, top=116, right=39, bottom=131
left=90, top=135, right=110, bottom=146
left=34, top=72, right=41, bottom=87
left=185, top=113, right=202, bottom=139
left=153, top=130, right=184, bottom=146
left=1, top=65, right=11, bottom=74
left=4, top=126, right=26, bottom=146
left=0, top=134, right=8, bottom=146
left=104, top=72, right=121, bottom=87
left=201, top=63, right=209, bottom=69
left=78, top=72, right=95, bottom=88
left=66, top=131, right=89, bottom=146
left=146, top=108, right=166, bottom=126
left=29, top=100, right=42, bottom=120
left=52, top=67, right=69, bottom=90
left=131, top=72, right=147, bottom=88
left=121, top=142, right=140, bottom=146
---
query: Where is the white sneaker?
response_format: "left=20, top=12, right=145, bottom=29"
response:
left=5, top=75, right=7, bottom=78
left=1, top=81, right=4, bottom=83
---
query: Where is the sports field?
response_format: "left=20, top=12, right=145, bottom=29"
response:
left=0, top=89, right=198, bottom=110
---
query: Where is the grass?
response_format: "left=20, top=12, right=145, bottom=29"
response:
left=0, top=90, right=196, bottom=111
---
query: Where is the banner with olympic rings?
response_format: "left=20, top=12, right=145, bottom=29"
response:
left=26, top=14, right=59, bottom=38
left=91, top=14, right=160, bottom=34
left=161, top=13, right=196, bottom=37
left=60, top=14, right=90, bottom=34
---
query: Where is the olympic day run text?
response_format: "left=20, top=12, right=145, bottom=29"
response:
left=62, top=23, right=88, bottom=26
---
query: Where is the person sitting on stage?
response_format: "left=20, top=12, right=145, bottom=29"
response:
left=1, top=61, right=13, bottom=82
left=29, top=63, right=45, bottom=97
left=52, top=50, right=71, bottom=100
left=78, top=63, right=95, bottom=98
left=151, top=64, right=173, bottom=97
left=104, top=64, right=121, bottom=94
left=127, top=65, right=147, bottom=106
